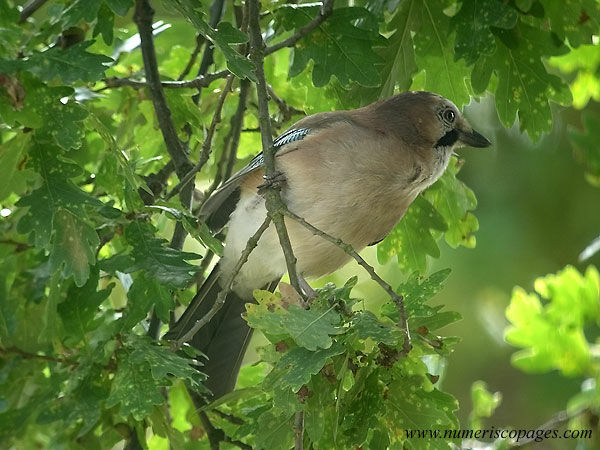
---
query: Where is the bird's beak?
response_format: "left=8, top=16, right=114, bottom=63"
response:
left=458, top=128, right=491, bottom=148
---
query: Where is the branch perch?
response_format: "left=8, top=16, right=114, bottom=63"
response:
left=282, top=207, right=412, bottom=355
left=248, top=0, right=304, bottom=300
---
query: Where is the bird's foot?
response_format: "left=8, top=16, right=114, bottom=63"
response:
left=258, top=171, right=287, bottom=195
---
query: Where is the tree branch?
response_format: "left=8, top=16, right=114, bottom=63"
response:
left=264, top=0, right=335, bottom=55
left=133, top=0, right=193, bottom=178
left=204, top=78, right=250, bottom=199
left=282, top=207, right=412, bottom=355
left=294, top=411, right=304, bottom=450
left=18, top=0, right=48, bottom=22
left=1, top=347, right=77, bottom=366
left=103, top=70, right=229, bottom=90
left=178, top=35, right=206, bottom=81
left=173, top=216, right=272, bottom=349
left=165, top=74, right=235, bottom=201
left=248, top=0, right=304, bottom=299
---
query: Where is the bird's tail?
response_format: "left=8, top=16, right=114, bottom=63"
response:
left=165, top=265, right=254, bottom=399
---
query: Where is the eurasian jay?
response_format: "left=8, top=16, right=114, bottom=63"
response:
left=165, top=91, right=491, bottom=400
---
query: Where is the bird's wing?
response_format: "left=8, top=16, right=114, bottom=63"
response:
left=200, top=111, right=351, bottom=231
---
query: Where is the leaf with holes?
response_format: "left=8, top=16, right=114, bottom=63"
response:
left=124, top=221, right=201, bottom=288
left=277, top=5, right=384, bottom=87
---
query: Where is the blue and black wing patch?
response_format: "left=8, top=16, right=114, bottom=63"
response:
left=201, top=128, right=311, bottom=231
left=273, top=128, right=310, bottom=149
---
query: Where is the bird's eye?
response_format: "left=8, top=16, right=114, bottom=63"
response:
left=442, top=109, right=455, bottom=123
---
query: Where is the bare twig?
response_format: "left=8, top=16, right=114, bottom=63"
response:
left=203, top=78, right=250, bottom=199
left=18, top=0, right=48, bottom=22
left=165, top=74, right=235, bottom=201
left=267, top=84, right=305, bottom=124
left=294, top=411, right=304, bottom=450
left=213, top=409, right=245, bottom=425
left=193, top=0, right=226, bottom=104
left=178, top=35, right=205, bottom=80
left=264, top=0, right=335, bottom=55
left=173, top=216, right=272, bottom=349
left=282, top=207, right=412, bottom=355
left=1, top=347, right=77, bottom=366
left=248, top=0, right=304, bottom=299
left=507, top=408, right=590, bottom=448
left=103, top=70, right=229, bottom=90
left=133, top=0, right=193, bottom=177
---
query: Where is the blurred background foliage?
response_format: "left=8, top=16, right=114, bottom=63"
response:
left=1, top=0, right=600, bottom=448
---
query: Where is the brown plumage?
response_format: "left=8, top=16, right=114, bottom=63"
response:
left=166, top=91, right=490, bottom=400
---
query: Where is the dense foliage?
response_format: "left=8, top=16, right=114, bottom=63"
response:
left=1, top=0, right=599, bottom=448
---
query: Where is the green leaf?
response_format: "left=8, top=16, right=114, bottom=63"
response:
left=0, top=42, right=113, bottom=84
left=382, top=269, right=451, bottom=322
left=16, top=147, right=103, bottom=285
left=61, top=0, right=102, bottom=27
left=452, top=0, right=519, bottom=65
left=472, top=25, right=572, bottom=140
left=94, top=3, right=115, bottom=45
left=148, top=205, right=224, bottom=256
left=377, top=195, right=447, bottom=273
left=246, top=292, right=343, bottom=351
left=0, top=135, right=38, bottom=202
left=569, top=112, right=600, bottom=184
left=106, top=350, right=165, bottom=420
left=413, top=0, right=471, bottom=107
left=254, top=410, right=294, bottom=450
left=163, top=0, right=255, bottom=79
left=377, top=0, right=419, bottom=95
left=269, top=343, right=345, bottom=392
left=387, top=385, right=458, bottom=446
left=282, top=305, right=343, bottom=351
left=105, top=0, right=133, bottom=16
left=278, top=5, right=384, bottom=87
left=0, top=74, right=87, bottom=149
left=49, top=208, right=100, bottom=287
left=469, top=380, right=502, bottom=430
left=127, top=335, right=205, bottom=387
left=57, top=269, right=112, bottom=343
left=122, top=273, right=174, bottom=328
left=424, top=158, right=479, bottom=248
left=124, top=221, right=201, bottom=288
left=541, top=0, right=600, bottom=47
left=352, top=310, right=401, bottom=346
left=505, top=265, right=599, bottom=376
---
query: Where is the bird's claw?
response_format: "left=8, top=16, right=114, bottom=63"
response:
left=258, top=171, right=287, bottom=195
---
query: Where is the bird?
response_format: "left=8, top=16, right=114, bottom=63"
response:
left=165, top=91, right=491, bottom=401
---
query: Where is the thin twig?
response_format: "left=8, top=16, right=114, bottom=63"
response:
left=264, top=0, right=335, bottom=55
left=282, top=207, right=412, bottom=355
left=133, top=0, right=193, bottom=177
left=248, top=0, right=304, bottom=299
left=178, top=35, right=205, bottom=80
left=203, top=79, right=251, bottom=199
left=173, top=216, right=272, bottom=349
left=294, top=411, right=304, bottom=450
left=507, top=408, right=590, bottom=448
left=18, top=0, right=48, bottom=22
left=213, top=409, right=245, bottom=425
left=193, top=0, right=226, bottom=104
left=1, top=347, right=77, bottom=366
left=165, top=75, right=235, bottom=201
left=267, top=84, right=305, bottom=124
left=103, top=70, right=229, bottom=90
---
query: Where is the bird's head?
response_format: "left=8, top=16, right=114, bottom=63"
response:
left=377, top=91, right=491, bottom=152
